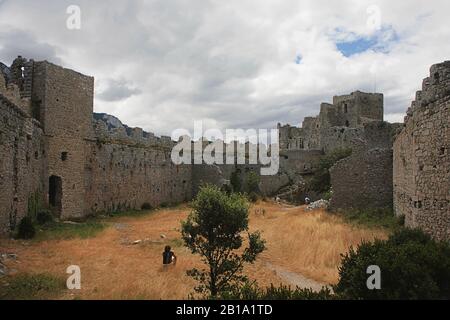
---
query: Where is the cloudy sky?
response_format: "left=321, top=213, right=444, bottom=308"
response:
left=0, top=0, right=449, bottom=137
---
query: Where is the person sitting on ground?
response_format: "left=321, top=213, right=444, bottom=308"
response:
left=162, top=245, right=177, bottom=266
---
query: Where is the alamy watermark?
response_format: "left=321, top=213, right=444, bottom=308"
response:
left=366, top=5, right=382, bottom=32
left=66, top=5, right=81, bottom=30
left=170, top=121, right=280, bottom=176
left=366, top=265, right=381, bottom=290
left=66, top=265, right=81, bottom=290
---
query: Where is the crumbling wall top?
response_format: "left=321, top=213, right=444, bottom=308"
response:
left=408, top=61, right=450, bottom=118
left=0, top=62, right=32, bottom=113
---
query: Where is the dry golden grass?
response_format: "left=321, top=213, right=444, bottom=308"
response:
left=0, top=201, right=387, bottom=299
left=249, top=201, right=387, bottom=284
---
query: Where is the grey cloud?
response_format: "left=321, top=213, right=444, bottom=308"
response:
left=97, top=79, right=142, bottom=102
left=0, top=0, right=449, bottom=136
left=0, top=28, right=62, bottom=65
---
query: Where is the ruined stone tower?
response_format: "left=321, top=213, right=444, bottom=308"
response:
left=31, top=61, right=94, bottom=219
left=393, top=61, right=450, bottom=241
left=278, top=91, right=384, bottom=152
left=1, top=57, right=94, bottom=221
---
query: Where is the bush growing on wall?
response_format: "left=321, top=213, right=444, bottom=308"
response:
left=36, top=210, right=53, bottom=225
left=17, top=216, right=36, bottom=239
left=27, top=191, right=45, bottom=221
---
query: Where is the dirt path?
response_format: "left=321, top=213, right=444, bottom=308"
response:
left=263, top=261, right=328, bottom=292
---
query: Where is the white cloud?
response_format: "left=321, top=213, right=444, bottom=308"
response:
left=0, top=0, right=449, bottom=136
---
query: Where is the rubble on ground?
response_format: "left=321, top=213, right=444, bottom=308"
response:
left=0, top=253, right=18, bottom=277
left=305, top=199, right=329, bottom=211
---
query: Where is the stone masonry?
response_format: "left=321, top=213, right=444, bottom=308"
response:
left=330, top=121, right=401, bottom=211
left=278, top=90, right=384, bottom=153
left=393, top=61, right=450, bottom=241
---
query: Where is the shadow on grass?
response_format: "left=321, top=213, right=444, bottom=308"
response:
left=34, top=220, right=107, bottom=241
left=335, top=207, right=404, bottom=232
left=32, top=207, right=166, bottom=241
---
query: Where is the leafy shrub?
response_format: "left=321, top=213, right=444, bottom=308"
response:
left=141, top=202, right=153, bottom=210
left=322, top=189, right=333, bottom=201
left=27, top=191, right=44, bottom=221
left=310, top=148, right=352, bottom=193
left=220, top=183, right=233, bottom=195
left=17, top=216, right=36, bottom=239
left=230, top=170, right=242, bottom=193
left=36, top=210, right=53, bottom=225
left=221, top=282, right=334, bottom=300
left=333, top=228, right=450, bottom=299
left=160, top=202, right=169, bottom=208
left=248, top=191, right=259, bottom=203
left=245, top=171, right=260, bottom=194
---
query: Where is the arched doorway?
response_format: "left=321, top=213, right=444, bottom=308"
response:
left=49, top=175, right=62, bottom=216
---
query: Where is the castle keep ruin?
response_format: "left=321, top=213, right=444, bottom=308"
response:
left=277, top=91, right=400, bottom=211
left=278, top=91, right=384, bottom=152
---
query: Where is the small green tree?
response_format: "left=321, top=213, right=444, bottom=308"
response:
left=245, top=170, right=260, bottom=194
left=181, top=185, right=266, bottom=298
left=230, top=170, right=241, bottom=193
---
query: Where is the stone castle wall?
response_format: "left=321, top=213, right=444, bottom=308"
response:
left=0, top=76, right=46, bottom=234
left=329, top=121, right=400, bottom=211
left=330, top=147, right=393, bottom=211
left=88, top=114, right=193, bottom=212
left=84, top=140, right=192, bottom=214
left=393, top=61, right=450, bottom=241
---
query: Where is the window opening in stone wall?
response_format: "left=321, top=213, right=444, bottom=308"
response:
left=61, top=152, right=68, bottom=161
